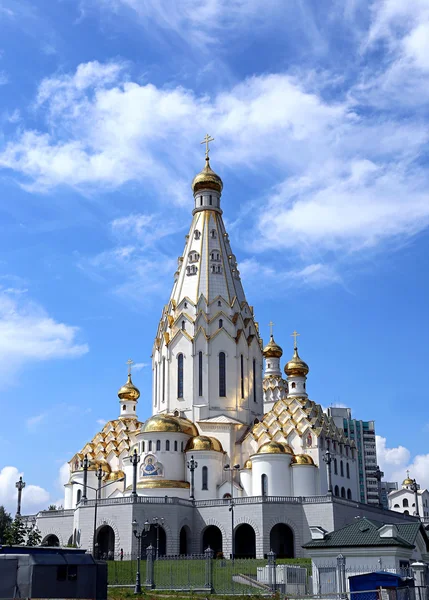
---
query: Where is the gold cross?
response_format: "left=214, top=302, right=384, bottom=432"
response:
left=201, top=133, right=214, bottom=159
left=126, top=358, right=134, bottom=375
left=291, top=330, right=300, bottom=349
left=406, top=469, right=410, bottom=479
left=268, top=321, right=275, bottom=336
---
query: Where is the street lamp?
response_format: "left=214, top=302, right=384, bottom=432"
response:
left=224, top=463, right=240, bottom=561
left=410, top=479, right=420, bottom=517
left=186, top=455, right=198, bottom=500
left=15, top=476, right=26, bottom=517
left=132, top=518, right=150, bottom=594
left=152, top=516, right=165, bottom=560
left=323, top=450, right=333, bottom=495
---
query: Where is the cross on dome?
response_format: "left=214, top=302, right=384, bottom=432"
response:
left=201, top=133, right=214, bottom=159
left=291, top=330, right=300, bottom=349
left=269, top=321, right=275, bottom=336
left=126, top=358, right=134, bottom=375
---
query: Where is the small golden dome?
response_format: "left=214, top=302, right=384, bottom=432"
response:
left=257, top=441, right=287, bottom=455
left=263, top=335, right=283, bottom=358
left=192, top=158, right=223, bottom=195
left=403, top=476, right=414, bottom=486
left=284, top=348, right=309, bottom=377
left=118, top=374, right=140, bottom=401
left=185, top=435, right=223, bottom=453
left=244, top=459, right=252, bottom=470
left=291, top=454, right=315, bottom=466
left=141, top=414, right=198, bottom=436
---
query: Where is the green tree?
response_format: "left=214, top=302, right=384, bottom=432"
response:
left=26, top=524, right=42, bottom=546
left=48, top=504, right=57, bottom=511
left=0, top=506, right=12, bottom=544
left=5, top=517, right=26, bottom=545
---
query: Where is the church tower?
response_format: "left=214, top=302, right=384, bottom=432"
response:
left=284, top=332, right=309, bottom=398
left=262, top=328, right=288, bottom=412
left=152, top=136, right=264, bottom=425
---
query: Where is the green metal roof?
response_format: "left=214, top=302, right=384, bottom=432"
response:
left=303, top=518, right=425, bottom=549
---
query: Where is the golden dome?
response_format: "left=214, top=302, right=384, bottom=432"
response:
left=403, top=476, right=414, bottom=486
left=185, top=435, right=224, bottom=453
left=257, top=441, right=287, bottom=455
left=118, top=374, right=140, bottom=401
left=244, top=459, right=252, bottom=470
left=263, top=335, right=283, bottom=358
left=291, top=454, right=315, bottom=466
left=88, top=459, right=111, bottom=476
left=141, top=414, right=198, bottom=436
left=192, top=158, right=223, bottom=195
left=106, top=469, right=125, bottom=481
left=284, top=348, right=309, bottom=377
left=280, top=442, right=294, bottom=455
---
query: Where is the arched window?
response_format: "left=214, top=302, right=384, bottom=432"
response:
left=340, top=461, right=344, bottom=477
left=181, top=441, right=184, bottom=452
left=142, top=441, right=145, bottom=452
left=133, top=406, right=136, bottom=411
left=219, top=352, right=226, bottom=397
left=404, top=510, right=409, bottom=515
left=162, top=358, right=166, bottom=403
left=347, top=489, right=352, bottom=500
left=209, top=195, right=212, bottom=205
left=346, top=463, right=350, bottom=478
left=341, top=487, right=346, bottom=498
left=181, top=320, right=185, bottom=330
left=198, top=351, right=203, bottom=396
left=166, top=440, right=170, bottom=451
left=202, top=466, right=208, bottom=490
left=122, top=405, right=126, bottom=411
left=156, top=440, right=161, bottom=451
left=149, top=441, right=153, bottom=451
left=253, top=358, right=257, bottom=403
left=77, top=489, right=82, bottom=503
left=346, top=446, right=349, bottom=457
left=261, top=474, right=268, bottom=497
left=177, top=353, right=184, bottom=398
left=217, top=300, right=221, bottom=306
left=200, top=196, right=203, bottom=206
left=194, top=230, right=201, bottom=240
left=334, top=485, right=339, bottom=496
left=334, top=458, right=338, bottom=475
left=219, top=319, right=223, bottom=328
left=394, top=504, right=399, bottom=508
left=240, top=354, right=244, bottom=399
left=403, top=498, right=409, bottom=507
left=174, top=441, right=178, bottom=451
left=291, top=382, right=296, bottom=389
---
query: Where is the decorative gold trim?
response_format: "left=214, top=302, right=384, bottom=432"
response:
left=127, top=480, right=190, bottom=489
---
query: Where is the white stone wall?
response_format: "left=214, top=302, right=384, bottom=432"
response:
left=251, top=454, right=293, bottom=496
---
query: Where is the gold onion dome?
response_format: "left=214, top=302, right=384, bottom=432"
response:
left=291, top=454, right=315, bottom=466
left=257, top=441, right=289, bottom=455
left=403, top=475, right=414, bottom=486
left=142, top=414, right=198, bottom=437
left=263, top=335, right=283, bottom=358
left=185, top=436, right=223, bottom=453
left=284, top=348, right=309, bottom=377
left=192, top=157, right=223, bottom=194
left=118, top=374, right=140, bottom=401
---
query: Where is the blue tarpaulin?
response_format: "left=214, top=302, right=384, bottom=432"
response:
left=349, top=571, right=414, bottom=600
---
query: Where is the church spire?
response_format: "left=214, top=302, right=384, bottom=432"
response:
left=284, top=331, right=309, bottom=398
left=118, top=359, right=140, bottom=419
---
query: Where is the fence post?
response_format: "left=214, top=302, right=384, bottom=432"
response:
left=411, top=562, right=428, bottom=600
left=145, top=545, right=155, bottom=589
left=336, top=554, right=347, bottom=598
left=205, top=546, right=214, bottom=592
left=267, top=549, right=277, bottom=592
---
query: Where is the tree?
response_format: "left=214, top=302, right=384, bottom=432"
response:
left=48, top=505, right=57, bottom=511
left=26, top=524, right=42, bottom=546
left=5, top=517, right=26, bottom=545
left=0, top=506, right=12, bottom=544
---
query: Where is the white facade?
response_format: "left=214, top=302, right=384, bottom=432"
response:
left=389, top=477, right=429, bottom=519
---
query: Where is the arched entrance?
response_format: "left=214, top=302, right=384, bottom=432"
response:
left=141, top=525, right=167, bottom=558
left=43, top=534, right=60, bottom=547
left=96, top=525, right=115, bottom=559
left=202, top=525, right=222, bottom=556
left=235, top=524, right=256, bottom=558
left=179, top=526, right=191, bottom=555
left=270, top=523, right=294, bottom=558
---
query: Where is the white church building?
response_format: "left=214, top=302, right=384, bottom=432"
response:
left=35, top=143, right=416, bottom=559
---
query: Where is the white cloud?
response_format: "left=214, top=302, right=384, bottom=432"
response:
left=96, top=418, right=107, bottom=426
left=58, top=462, right=70, bottom=488
left=26, top=412, right=47, bottom=431
left=376, top=435, right=429, bottom=491
left=0, top=466, right=50, bottom=514
left=0, top=287, right=88, bottom=377
left=132, top=362, right=148, bottom=371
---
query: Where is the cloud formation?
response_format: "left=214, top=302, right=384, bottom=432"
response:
left=0, top=466, right=50, bottom=515
left=376, top=435, right=429, bottom=491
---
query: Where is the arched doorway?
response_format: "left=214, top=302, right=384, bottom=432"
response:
left=141, top=525, right=167, bottom=558
left=235, top=524, right=256, bottom=558
left=96, top=525, right=115, bottom=559
left=43, top=534, right=60, bottom=547
left=179, top=526, right=191, bottom=555
left=202, top=525, right=222, bottom=556
left=270, top=523, right=294, bottom=558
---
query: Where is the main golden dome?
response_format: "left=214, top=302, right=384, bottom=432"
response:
left=284, top=348, right=309, bottom=377
left=118, top=374, right=140, bottom=401
left=141, top=414, right=198, bottom=436
left=403, top=475, right=414, bottom=486
left=185, top=435, right=223, bottom=453
left=192, top=158, right=223, bottom=195
left=263, top=335, right=283, bottom=358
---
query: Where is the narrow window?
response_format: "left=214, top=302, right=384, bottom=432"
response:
left=122, top=405, right=126, bottom=411
left=177, top=353, right=184, bottom=398
left=340, top=461, right=344, bottom=477
left=219, top=319, right=223, bottom=328
left=198, top=351, right=203, bottom=396
left=181, top=441, right=184, bottom=452
left=162, top=358, right=166, bottom=403
left=142, top=441, right=145, bottom=452
left=334, top=458, right=338, bottom=475
left=261, top=474, right=268, bottom=497
left=218, top=300, right=221, bottom=306
left=291, top=382, right=296, bottom=389
left=209, top=195, right=212, bottom=205
left=149, top=441, right=153, bottom=451
left=240, top=354, right=244, bottom=399
left=334, top=485, right=339, bottom=496
left=347, top=489, right=352, bottom=500
left=184, top=302, right=188, bottom=308
left=253, top=358, right=256, bottom=403
left=202, top=466, right=208, bottom=490
left=77, top=489, right=82, bottom=504
left=219, top=352, right=226, bottom=397
left=403, top=498, right=409, bottom=507
left=181, top=321, right=185, bottom=330
left=166, top=440, right=170, bottom=451
left=156, top=440, right=161, bottom=451
left=346, top=463, right=350, bottom=479
left=200, top=196, right=203, bottom=206
left=174, top=441, right=178, bottom=451
left=341, top=487, right=346, bottom=498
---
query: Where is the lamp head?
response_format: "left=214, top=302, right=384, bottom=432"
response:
left=233, top=464, right=240, bottom=470
left=224, top=464, right=230, bottom=470
left=144, top=520, right=150, bottom=532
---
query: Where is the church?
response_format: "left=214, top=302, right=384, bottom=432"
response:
left=35, top=139, right=414, bottom=559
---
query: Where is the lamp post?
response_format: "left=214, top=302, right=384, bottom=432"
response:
left=224, top=463, right=240, bottom=561
left=373, top=466, right=384, bottom=507
left=410, top=479, right=420, bottom=517
left=132, top=518, right=150, bottom=594
left=186, top=455, right=198, bottom=500
left=82, top=455, right=89, bottom=501
left=15, top=476, right=26, bottom=517
left=323, top=450, right=333, bottom=495
left=130, top=449, right=140, bottom=499
left=152, top=516, right=165, bottom=560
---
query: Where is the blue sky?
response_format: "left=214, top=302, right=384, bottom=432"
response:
left=0, top=0, right=429, bottom=513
